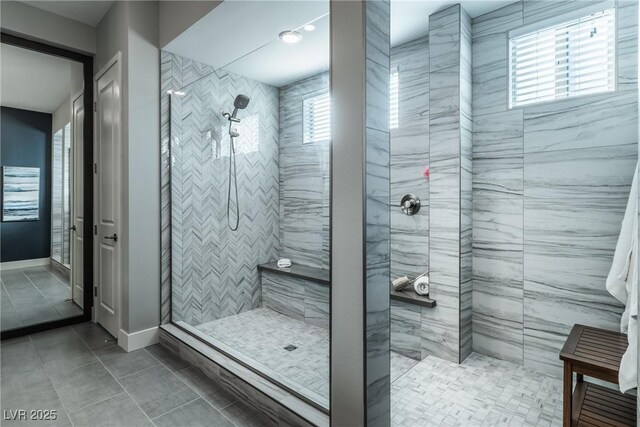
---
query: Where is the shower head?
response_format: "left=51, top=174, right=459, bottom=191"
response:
left=231, top=94, right=250, bottom=119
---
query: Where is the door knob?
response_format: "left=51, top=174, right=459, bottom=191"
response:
left=68, top=225, right=76, bottom=231
left=104, top=233, right=118, bottom=242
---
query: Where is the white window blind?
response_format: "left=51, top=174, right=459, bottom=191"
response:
left=390, top=69, right=399, bottom=129
left=509, top=7, right=616, bottom=108
left=303, top=93, right=331, bottom=144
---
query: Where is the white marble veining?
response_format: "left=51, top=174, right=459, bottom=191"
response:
left=168, top=52, right=280, bottom=326
left=364, top=2, right=391, bottom=422
left=391, top=352, right=563, bottom=427
left=473, top=110, right=524, bottom=197
left=278, top=72, right=330, bottom=271
left=471, top=0, right=638, bottom=373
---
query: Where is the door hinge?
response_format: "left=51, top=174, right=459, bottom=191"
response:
left=94, top=225, right=97, bottom=235
left=93, top=101, right=97, bottom=112
left=94, top=287, right=97, bottom=297
left=94, top=163, right=97, bottom=174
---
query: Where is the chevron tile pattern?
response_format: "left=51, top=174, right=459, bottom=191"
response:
left=162, top=51, right=280, bottom=326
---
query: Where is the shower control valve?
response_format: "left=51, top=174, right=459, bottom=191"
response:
left=400, top=194, right=421, bottom=216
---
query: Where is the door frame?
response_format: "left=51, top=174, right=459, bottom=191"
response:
left=0, top=32, right=94, bottom=340
left=92, top=52, right=123, bottom=338
left=71, top=89, right=85, bottom=307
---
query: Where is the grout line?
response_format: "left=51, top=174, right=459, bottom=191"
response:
left=68, top=326, right=158, bottom=427
left=149, top=396, right=200, bottom=421
left=21, top=268, right=67, bottom=309
left=1, top=279, right=19, bottom=310
left=143, top=347, right=240, bottom=427
left=27, top=334, right=76, bottom=427
left=70, top=391, right=127, bottom=414
left=117, top=364, right=159, bottom=380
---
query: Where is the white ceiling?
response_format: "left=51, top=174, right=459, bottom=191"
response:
left=392, top=0, right=513, bottom=46
left=1, top=44, right=80, bottom=113
left=165, top=0, right=330, bottom=87
left=19, top=1, right=114, bottom=26
left=167, top=0, right=513, bottom=88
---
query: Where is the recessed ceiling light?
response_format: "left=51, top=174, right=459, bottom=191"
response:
left=303, top=24, right=316, bottom=32
left=279, top=30, right=302, bottom=44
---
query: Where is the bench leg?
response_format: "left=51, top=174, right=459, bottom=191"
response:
left=563, top=363, right=572, bottom=427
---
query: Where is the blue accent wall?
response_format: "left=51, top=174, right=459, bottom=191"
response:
left=1, top=106, right=52, bottom=262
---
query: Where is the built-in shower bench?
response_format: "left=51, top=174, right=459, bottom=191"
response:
left=258, top=262, right=330, bottom=285
left=258, top=262, right=436, bottom=360
left=258, top=262, right=436, bottom=307
left=258, top=263, right=330, bottom=329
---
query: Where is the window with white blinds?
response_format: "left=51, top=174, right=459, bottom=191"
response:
left=390, top=69, right=399, bottom=129
left=303, top=93, right=331, bottom=144
left=509, top=7, right=616, bottom=108
left=303, top=70, right=400, bottom=143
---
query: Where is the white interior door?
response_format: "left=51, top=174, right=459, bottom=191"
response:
left=94, top=54, right=122, bottom=338
left=71, top=90, right=84, bottom=308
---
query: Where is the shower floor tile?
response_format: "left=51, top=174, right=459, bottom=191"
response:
left=391, top=353, right=565, bottom=427
left=196, top=307, right=566, bottom=426
left=195, top=308, right=416, bottom=406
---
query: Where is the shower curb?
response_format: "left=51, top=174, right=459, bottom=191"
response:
left=158, top=324, right=329, bottom=427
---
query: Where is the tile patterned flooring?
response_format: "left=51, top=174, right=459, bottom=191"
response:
left=392, top=353, right=563, bottom=426
left=1, top=315, right=565, bottom=426
left=196, top=308, right=419, bottom=407
left=196, top=307, right=564, bottom=426
left=0, top=323, right=273, bottom=427
left=1, top=266, right=82, bottom=331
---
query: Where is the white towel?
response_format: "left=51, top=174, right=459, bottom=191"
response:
left=606, top=165, right=638, bottom=393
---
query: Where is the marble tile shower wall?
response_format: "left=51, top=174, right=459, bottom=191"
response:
left=471, top=0, right=638, bottom=374
left=389, top=37, right=432, bottom=361
left=277, top=38, right=435, bottom=361
left=164, top=51, right=280, bottom=326
left=278, top=72, right=331, bottom=270
left=424, top=4, right=473, bottom=364
left=363, top=1, right=392, bottom=421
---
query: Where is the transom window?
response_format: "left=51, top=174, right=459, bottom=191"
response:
left=509, top=6, right=616, bottom=108
left=303, top=93, right=331, bottom=144
left=390, top=68, right=399, bottom=129
left=303, top=70, right=401, bottom=144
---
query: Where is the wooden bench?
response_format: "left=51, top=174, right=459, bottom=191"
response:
left=560, top=324, right=636, bottom=427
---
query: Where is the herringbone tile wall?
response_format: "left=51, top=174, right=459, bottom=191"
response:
left=162, top=51, right=280, bottom=326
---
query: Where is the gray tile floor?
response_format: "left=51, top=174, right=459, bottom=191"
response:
left=1, top=319, right=566, bottom=427
left=1, top=266, right=82, bottom=331
left=0, top=323, right=274, bottom=427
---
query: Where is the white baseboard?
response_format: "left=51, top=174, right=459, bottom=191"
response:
left=0, top=258, right=50, bottom=270
left=118, top=326, right=159, bottom=352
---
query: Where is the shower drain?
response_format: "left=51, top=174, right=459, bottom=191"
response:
left=284, top=344, right=298, bottom=351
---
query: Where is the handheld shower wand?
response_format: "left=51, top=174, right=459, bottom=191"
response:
left=223, top=94, right=250, bottom=231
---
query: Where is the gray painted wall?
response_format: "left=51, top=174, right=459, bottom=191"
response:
left=471, top=0, right=638, bottom=374
left=0, top=1, right=96, bottom=55
left=127, top=0, right=161, bottom=334
left=96, top=0, right=161, bottom=335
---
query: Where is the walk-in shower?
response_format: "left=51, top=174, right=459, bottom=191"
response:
left=222, top=94, right=250, bottom=231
